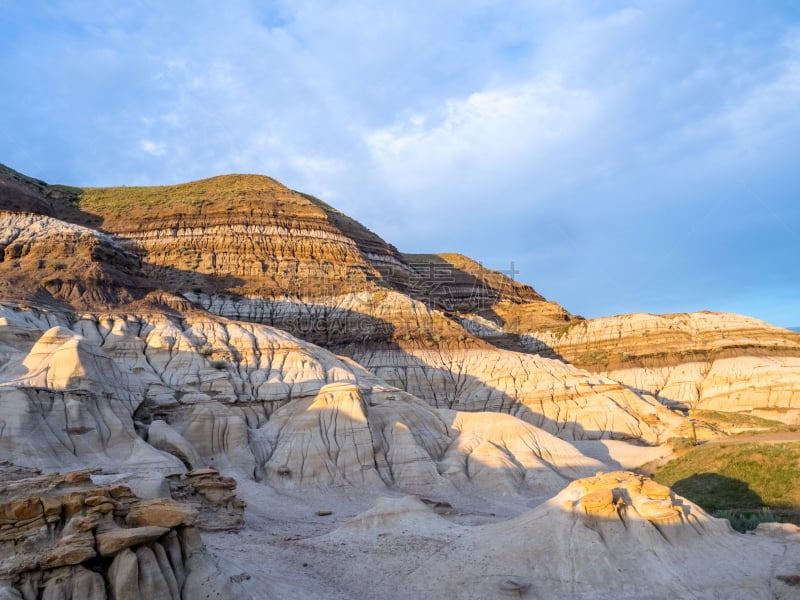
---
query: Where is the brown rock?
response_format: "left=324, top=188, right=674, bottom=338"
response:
left=10, top=499, right=41, bottom=521
left=84, top=494, right=112, bottom=507
left=43, top=531, right=96, bottom=568
left=641, top=479, right=671, bottom=500
left=96, top=526, right=170, bottom=557
left=125, top=499, right=197, bottom=529
left=40, top=496, right=62, bottom=518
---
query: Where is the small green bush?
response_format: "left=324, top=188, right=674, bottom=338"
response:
left=714, top=508, right=791, bottom=533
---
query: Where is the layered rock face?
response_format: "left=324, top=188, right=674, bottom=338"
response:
left=3, top=163, right=798, bottom=436
left=523, top=312, right=800, bottom=421
left=399, top=252, right=572, bottom=328
left=0, top=465, right=247, bottom=600
left=0, top=167, right=680, bottom=443
left=0, top=164, right=89, bottom=225
left=187, top=290, right=678, bottom=441
left=77, top=175, right=382, bottom=298
left=0, top=212, right=146, bottom=307
left=0, top=303, right=602, bottom=501
left=1, top=163, right=799, bottom=598
left=347, top=345, right=680, bottom=442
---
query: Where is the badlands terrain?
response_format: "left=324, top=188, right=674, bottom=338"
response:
left=0, top=162, right=799, bottom=598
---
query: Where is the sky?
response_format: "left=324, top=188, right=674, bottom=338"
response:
left=1, top=1, right=799, bottom=326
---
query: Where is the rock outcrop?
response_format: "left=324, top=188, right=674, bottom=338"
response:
left=189, top=290, right=678, bottom=441
left=0, top=179, right=664, bottom=443
left=523, top=312, right=800, bottom=422
left=0, top=465, right=248, bottom=599
left=401, top=471, right=794, bottom=599
left=0, top=303, right=602, bottom=500
left=2, top=163, right=800, bottom=599
left=167, top=468, right=246, bottom=532
left=0, top=212, right=147, bottom=308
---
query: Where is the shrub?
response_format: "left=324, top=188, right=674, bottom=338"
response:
left=714, top=508, right=792, bottom=533
left=667, top=436, right=696, bottom=449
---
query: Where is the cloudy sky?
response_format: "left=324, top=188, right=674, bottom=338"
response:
left=1, top=1, right=799, bottom=326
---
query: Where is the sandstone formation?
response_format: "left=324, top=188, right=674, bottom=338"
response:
left=522, top=312, right=800, bottom=423
left=347, top=345, right=682, bottom=443
left=0, top=464, right=248, bottom=599
left=1, top=163, right=799, bottom=599
left=167, top=468, right=246, bottom=532
left=0, top=212, right=147, bottom=307
left=398, top=471, right=798, bottom=599
left=0, top=166, right=682, bottom=445
left=0, top=303, right=603, bottom=502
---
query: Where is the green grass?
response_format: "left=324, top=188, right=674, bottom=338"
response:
left=553, top=318, right=587, bottom=339
left=77, top=174, right=288, bottom=215
left=654, top=442, right=800, bottom=509
left=653, top=442, right=800, bottom=530
left=690, top=409, right=790, bottom=433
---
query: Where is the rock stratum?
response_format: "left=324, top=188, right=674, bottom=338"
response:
left=523, top=312, right=800, bottom=423
left=0, top=463, right=247, bottom=600
left=0, top=162, right=798, bottom=598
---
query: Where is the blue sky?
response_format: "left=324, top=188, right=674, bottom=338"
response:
left=1, top=1, right=799, bottom=326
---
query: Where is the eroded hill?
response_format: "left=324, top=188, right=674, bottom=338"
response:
left=1, top=163, right=799, bottom=598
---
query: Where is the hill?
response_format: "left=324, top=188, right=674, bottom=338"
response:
left=1, top=162, right=799, bottom=598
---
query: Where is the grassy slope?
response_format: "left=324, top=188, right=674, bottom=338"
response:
left=690, top=409, right=794, bottom=435
left=78, top=174, right=292, bottom=216
left=653, top=441, right=800, bottom=530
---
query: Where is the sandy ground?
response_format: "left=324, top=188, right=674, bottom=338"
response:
left=203, top=474, right=565, bottom=599
left=204, top=441, right=667, bottom=599
left=204, top=473, right=800, bottom=600
left=705, top=431, right=800, bottom=445
left=201, top=441, right=800, bottom=600
left=570, top=440, right=674, bottom=470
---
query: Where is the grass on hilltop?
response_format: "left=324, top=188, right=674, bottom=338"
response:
left=653, top=441, right=800, bottom=531
left=77, top=174, right=289, bottom=216
left=690, top=409, right=794, bottom=434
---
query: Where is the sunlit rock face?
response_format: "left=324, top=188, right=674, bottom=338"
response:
left=0, top=465, right=248, bottom=600
left=2, top=163, right=799, bottom=599
left=403, top=471, right=791, bottom=600
left=0, top=304, right=601, bottom=500
left=522, top=312, right=800, bottom=422
left=2, top=168, right=674, bottom=443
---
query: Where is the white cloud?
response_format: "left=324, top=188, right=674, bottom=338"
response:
left=365, top=79, right=600, bottom=192
left=2, top=1, right=800, bottom=324
left=138, top=139, right=166, bottom=157
left=650, top=29, right=800, bottom=173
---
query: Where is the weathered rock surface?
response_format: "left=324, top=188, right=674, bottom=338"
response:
left=0, top=304, right=602, bottom=501
left=3, top=164, right=800, bottom=599
left=0, top=212, right=146, bottom=307
left=188, top=291, right=680, bottom=441
left=400, top=471, right=794, bottom=599
left=524, top=312, right=800, bottom=422
left=349, top=346, right=682, bottom=443
left=77, top=175, right=383, bottom=299
left=293, top=471, right=799, bottom=600
left=0, top=314, right=184, bottom=473
left=167, top=468, right=246, bottom=532
left=0, top=465, right=249, bottom=599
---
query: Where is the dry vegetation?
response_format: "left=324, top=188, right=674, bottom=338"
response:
left=78, top=174, right=295, bottom=216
